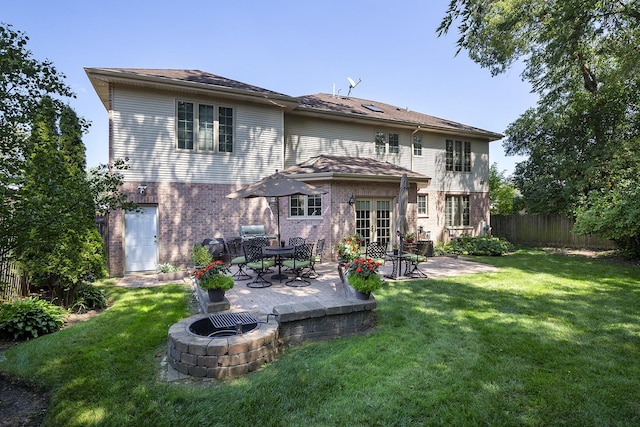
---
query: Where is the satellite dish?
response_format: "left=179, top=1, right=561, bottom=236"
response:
left=346, top=77, right=361, bottom=97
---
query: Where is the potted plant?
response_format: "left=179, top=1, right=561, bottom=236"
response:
left=335, top=233, right=364, bottom=264
left=191, top=244, right=213, bottom=268
left=345, top=257, right=382, bottom=300
left=195, top=260, right=234, bottom=302
left=404, top=232, right=416, bottom=244
left=157, top=263, right=186, bottom=282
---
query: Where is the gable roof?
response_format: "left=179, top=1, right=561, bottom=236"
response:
left=294, top=93, right=503, bottom=141
left=280, top=155, right=431, bottom=184
left=84, top=67, right=299, bottom=110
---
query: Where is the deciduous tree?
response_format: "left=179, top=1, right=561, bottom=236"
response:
left=439, top=0, right=640, bottom=255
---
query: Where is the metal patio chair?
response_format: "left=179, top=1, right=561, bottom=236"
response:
left=282, top=243, right=313, bottom=287
left=303, top=238, right=325, bottom=278
left=404, top=240, right=429, bottom=278
left=226, top=237, right=251, bottom=280
left=243, top=241, right=276, bottom=288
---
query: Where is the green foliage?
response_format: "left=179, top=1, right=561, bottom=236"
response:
left=191, top=244, right=213, bottom=267
left=2, top=253, right=640, bottom=425
left=9, top=97, right=107, bottom=305
left=437, top=234, right=514, bottom=256
left=335, top=233, right=364, bottom=262
left=438, top=1, right=640, bottom=256
left=158, top=263, right=179, bottom=273
left=87, top=158, right=138, bottom=214
left=347, top=272, right=382, bottom=294
left=0, top=297, right=67, bottom=340
left=0, top=24, right=73, bottom=250
left=489, top=163, right=521, bottom=214
left=70, top=282, right=107, bottom=313
left=194, top=260, right=234, bottom=290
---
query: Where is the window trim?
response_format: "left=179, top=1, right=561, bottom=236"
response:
left=413, top=135, right=422, bottom=156
left=289, top=194, right=323, bottom=219
left=446, top=139, right=471, bottom=172
left=445, top=194, right=470, bottom=226
left=176, top=100, right=234, bottom=153
left=417, top=194, right=428, bottom=216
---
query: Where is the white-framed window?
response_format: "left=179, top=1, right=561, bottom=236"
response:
left=413, top=135, right=422, bottom=156
left=417, top=194, right=428, bottom=216
left=177, top=100, right=233, bottom=152
left=445, top=195, right=470, bottom=226
left=446, top=139, right=471, bottom=172
left=289, top=194, right=322, bottom=218
left=375, top=132, right=386, bottom=153
left=388, top=133, right=399, bottom=154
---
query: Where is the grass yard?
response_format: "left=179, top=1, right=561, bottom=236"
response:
left=1, top=249, right=639, bottom=426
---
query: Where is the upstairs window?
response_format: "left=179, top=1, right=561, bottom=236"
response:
left=177, top=100, right=233, bottom=152
left=375, top=132, right=386, bottom=154
left=388, top=133, right=399, bottom=154
left=289, top=194, right=322, bottom=218
left=445, top=195, right=470, bottom=226
left=413, top=135, right=422, bottom=156
left=177, top=101, right=194, bottom=150
left=446, top=139, right=471, bottom=172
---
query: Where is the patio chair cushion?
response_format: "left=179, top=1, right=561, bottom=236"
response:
left=246, top=259, right=275, bottom=270
left=281, top=259, right=311, bottom=269
left=231, top=255, right=246, bottom=265
left=404, top=254, right=427, bottom=262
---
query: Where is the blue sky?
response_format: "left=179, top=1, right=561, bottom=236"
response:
left=4, top=0, right=535, bottom=175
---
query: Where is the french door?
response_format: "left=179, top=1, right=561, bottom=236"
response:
left=354, top=199, right=392, bottom=249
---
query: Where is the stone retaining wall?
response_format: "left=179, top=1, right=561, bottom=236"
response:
left=168, top=297, right=377, bottom=379
left=273, top=298, right=377, bottom=344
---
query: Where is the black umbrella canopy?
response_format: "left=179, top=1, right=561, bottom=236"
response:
left=226, top=172, right=325, bottom=242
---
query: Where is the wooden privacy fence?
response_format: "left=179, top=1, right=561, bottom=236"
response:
left=0, top=246, right=24, bottom=301
left=491, top=214, right=616, bottom=250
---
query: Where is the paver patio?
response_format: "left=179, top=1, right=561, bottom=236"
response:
left=118, top=256, right=498, bottom=316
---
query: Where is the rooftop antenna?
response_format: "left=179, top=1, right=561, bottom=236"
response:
left=346, top=77, right=361, bottom=98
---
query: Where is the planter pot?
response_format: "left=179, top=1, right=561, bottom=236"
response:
left=207, top=288, right=226, bottom=302
left=354, top=290, right=371, bottom=300
left=157, top=271, right=186, bottom=282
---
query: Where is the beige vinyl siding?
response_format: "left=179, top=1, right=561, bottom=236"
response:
left=285, top=116, right=413, bottom=169
left=412, top=132, right=489, bottom=193
left=111, top=86, right=284, bottom=184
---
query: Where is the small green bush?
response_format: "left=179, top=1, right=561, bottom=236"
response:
left=191, top=244, right=213, bottom=267
left=158, top=263, right=179, bottom=273
left=0, top=297, right=68, bottom=340
left=436, top=234, right=514, bottom=256
left=71, top=282, right=107, bottom=313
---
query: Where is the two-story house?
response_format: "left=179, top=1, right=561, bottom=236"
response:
left=85, top=68, right=502, bottom=276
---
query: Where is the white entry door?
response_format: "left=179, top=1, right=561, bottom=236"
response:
left=125, top=206, right=158, bottom=272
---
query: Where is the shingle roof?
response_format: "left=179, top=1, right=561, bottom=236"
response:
left=295, top=93, right=503, bottom=141
left=280, top=155, right=431, bottom=183
left=101, top=68, right=292, bottom=97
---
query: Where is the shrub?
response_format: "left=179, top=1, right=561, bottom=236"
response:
left=0, top=297, right=68, bottom=340
left=158, top=263, right=179, bottom=273
left=437, top=234, right=514, bottom=256
left=71, top=282, right=107, bottom=313
left=191, top=244, right=213, bottom=267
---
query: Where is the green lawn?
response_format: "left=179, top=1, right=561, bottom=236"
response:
left=1, top=249, right=639, bottom=426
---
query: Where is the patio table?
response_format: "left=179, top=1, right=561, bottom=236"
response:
left=385, top=251, right=411, bottom=279
left=263, top=245, right=295, bottom=281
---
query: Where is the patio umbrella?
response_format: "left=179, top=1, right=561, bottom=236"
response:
left=226, top=171, right=325, bottom=242
left=395, top=173, right=409, bottom=278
